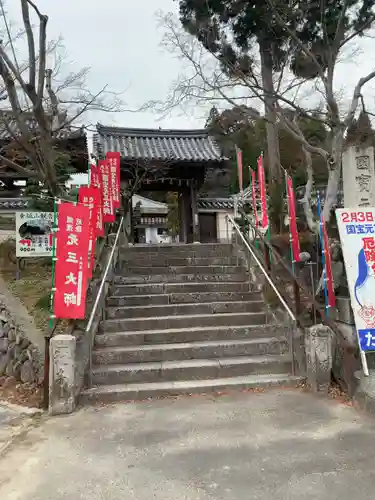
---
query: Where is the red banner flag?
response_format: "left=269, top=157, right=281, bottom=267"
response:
left=89, top=164, right=104, bottom=237
left=106, top=152, right=121, bottom=209
left=251, top=169, right=258, bottom=228
left=54, top=202, right=90, bottom=319
left=286, top=174, right=301, bottom=263
left=78, top=186, right=101, bottom=276
left=98, top=160, right=115, bottom=223
left=322, top=220, right=336, bottom=308
left=257, top=155, right=269, bottom=229
left=235, top=146, right=243, bottom=195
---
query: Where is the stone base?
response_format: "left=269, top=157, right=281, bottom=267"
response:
left=305, top=324, right=333, bottom=394
left=353, top=370, right=375, bottom=415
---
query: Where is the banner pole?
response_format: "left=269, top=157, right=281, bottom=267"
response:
left=44, top=197, right=58, bottom=410
left=317, top=192, right=329, bottom=315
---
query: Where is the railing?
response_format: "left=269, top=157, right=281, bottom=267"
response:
left=85, top=216, right=124, bottom=387
left=227, top=210, right=359, bottom=391
left=226, top=215, right=298, bottom=375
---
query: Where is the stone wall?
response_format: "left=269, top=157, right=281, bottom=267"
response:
left=0, top=276, right=43, bottom=384
left=0, top=305, right=42, bottom=383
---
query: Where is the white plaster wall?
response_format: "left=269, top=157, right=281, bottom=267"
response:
left=217, top=211, right=233, bottom=242
left=145, top=227, right=159, bottom=244
left=144, top=227, right=173, bottom=244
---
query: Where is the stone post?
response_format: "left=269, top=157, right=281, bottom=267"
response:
left=343, top=145, right=375, bottom=207
left=49, top=334, right=76, bottom=416
left=305, top=324, right=333, bottom=394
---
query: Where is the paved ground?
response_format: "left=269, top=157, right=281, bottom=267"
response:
left=0, top=389, right=375, bottom=499
left=0, top=402, right=40, bottom=455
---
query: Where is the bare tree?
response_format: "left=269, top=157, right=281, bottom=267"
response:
left=149, top=10, right=375, bottom=229
left=0, top=0, right=124, bottom=195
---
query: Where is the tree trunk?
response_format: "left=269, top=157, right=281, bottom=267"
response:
left=322, top=129, right=344, bottom=222
left=259, top=39, right=280, bottom=185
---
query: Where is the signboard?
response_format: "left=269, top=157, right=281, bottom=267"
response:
left=16, top=212, right=54, bottom=257
left=54, top=202, right=90, bottom=319
left=336, top=208, right=375, bottom=352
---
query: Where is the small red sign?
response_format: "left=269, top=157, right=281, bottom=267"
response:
left=90, top=164, right=104, bottom=236
left=98, top=160, right=115, bottom=223
left=78, top=186, right=101, bottom=276
left=106, top=152, right=121, bottom=209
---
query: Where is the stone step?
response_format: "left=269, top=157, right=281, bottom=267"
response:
left=92, top=338, right=289, bottom=365
left=107, top=291, right=260, bottom=307
left=91, top=354, right=292, bottom=385
left=120, top=243, right=233, bottom=257
left=120, top=256, right=239, bottom=267
left=109, top=281, right=251, bottom=297
left=95, top=325, right=289, bottom=347
left=106, top=300, right=264, bottom=319
left=81, top=373, right=304, bottom=403
left=114, top=273, right=248, bottom=284
left=100, top=311, right=267, bottom=333
left=123, top=265, right=243, bottom=276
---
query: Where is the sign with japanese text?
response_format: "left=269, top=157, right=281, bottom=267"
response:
left=98, top=160, right=115, bottom=223
left=78, top=186, right=100, bottom=276
left=106, top=152, right=121, bottom=209
left=343, top=146, right=375, bottom=208
left=336, top=208, right=375, bottom=351
left=89, top=164, right=104, bottom=237
left=54, top=203, right=90, bottom=319
left=16, top=212, right=54, bottom=257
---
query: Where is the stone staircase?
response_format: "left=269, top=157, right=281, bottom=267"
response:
left=81, top=243, right=302, bottom=403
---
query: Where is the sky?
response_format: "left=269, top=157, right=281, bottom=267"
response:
left=4, top=0, right=375, bottom=135
left=5, top=0, right=207, bottom=130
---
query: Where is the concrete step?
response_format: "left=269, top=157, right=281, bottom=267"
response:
left=100, top=311, right=267, bottom=333
left=109, top=281, right=251, bottom=297
left=95, top=325, right=289, bottom=347
left=123, top=265, right=244, bottom=276
left=91, top=354, right=292, bottom=385
left=120, top=256, right=239, bottom=267
left=106, top=300, right=264, bottom=319
left=81, top=373, right=304, bottom=403
left=93, top=337, right=289, bottom=365
left=114, top=273, right=248, bottom=284
left=107, top=291, right=260, bottom=307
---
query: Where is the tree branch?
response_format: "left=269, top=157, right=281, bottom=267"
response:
left=344, top=69, right=375, bottom=128
left=20, top=0, right=36, bottom=90
left=0, top=153, right=37, bottom=176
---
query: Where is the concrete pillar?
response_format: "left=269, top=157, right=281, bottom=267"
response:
left=343, top=145, right=375, bottom=207
left=178, top=193, right=186, bottom=243
left=49, top=334, right=76, bottom=416
left=183, top=188, right=193, bottom=243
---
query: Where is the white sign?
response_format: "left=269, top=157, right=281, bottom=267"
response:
left=336, top=208, right=375, bottom=353
left=16, top=212, right=54, bottom=257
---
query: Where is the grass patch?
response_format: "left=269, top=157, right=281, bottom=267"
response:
left=0, top=237, right=56, bottom=333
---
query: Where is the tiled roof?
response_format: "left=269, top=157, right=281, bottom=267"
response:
left=197, top=198, right=234, bottom=210
left=0, top=110, right=87, bottom=141
left=0, top=197, right=30, bottom=210
left=93, top=124, right=225, bottom=162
